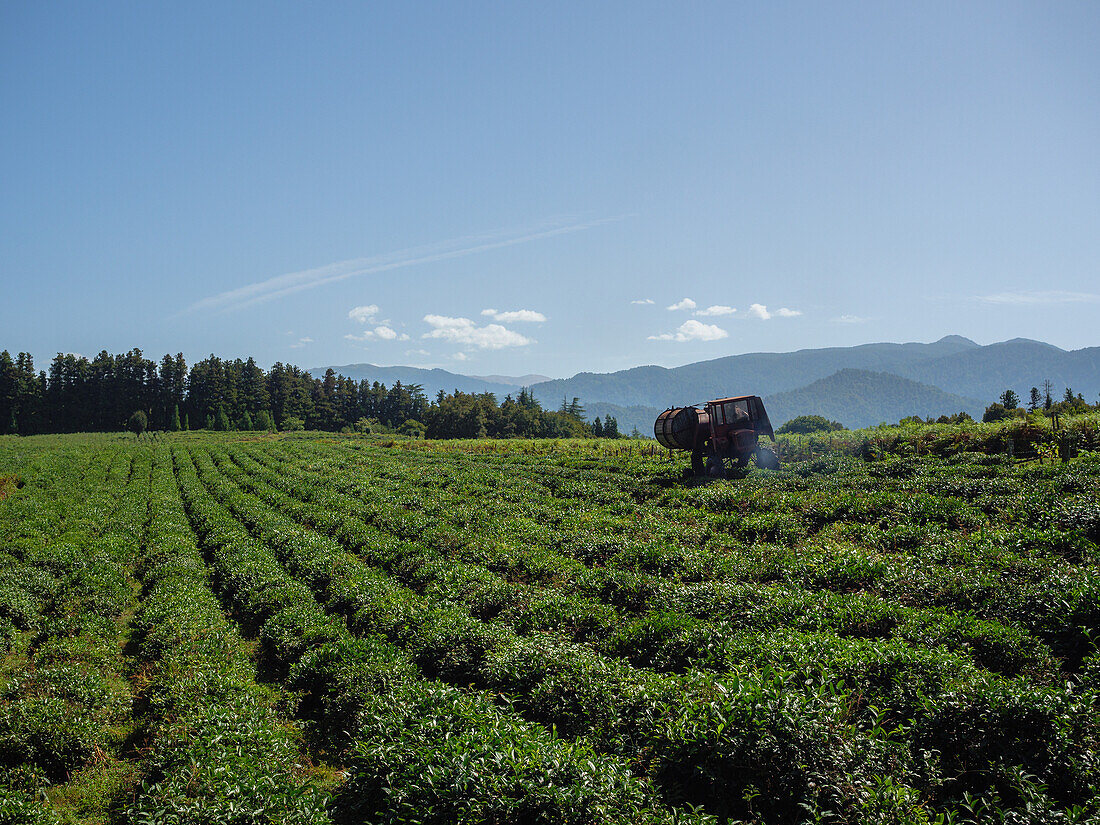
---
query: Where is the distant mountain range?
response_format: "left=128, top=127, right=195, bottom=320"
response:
left=762, top=370, right=984, bottom=429
left=313, top=363, right=534, bottom=399
left=316, top=336, right=1100, bottom=434
left=527, top=336, right=981, bottom=409
left=531, top=336, right=1100, bottom=430
left=468, top=373, right=551, bottom=387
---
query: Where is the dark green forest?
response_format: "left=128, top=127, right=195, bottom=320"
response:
left=0, top=350, right=621, bottom=438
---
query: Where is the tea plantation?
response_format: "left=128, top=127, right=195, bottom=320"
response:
left=0, top=428, right=1097, bottom=824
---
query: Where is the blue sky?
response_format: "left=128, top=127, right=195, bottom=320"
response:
left=2, top=2, right=1098, bottom=378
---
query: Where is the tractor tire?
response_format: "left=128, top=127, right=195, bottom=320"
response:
left=755, top=445, right=780, bottom=470
left=705, top=453, right=726, bottom=479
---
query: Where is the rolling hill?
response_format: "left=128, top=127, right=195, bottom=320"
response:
left=467, top=373, right=552, bottom=387
left=892, top=339, right=1100, bottom=401
left=527, top=336, right=1100, bottom=427
left=318, top=336, right=1100, bottom=433
left=761, top=369, right=984, bottom=429
left=311, top=363, right=524, bottom=399
left=528, top=336, right=985, bottom=409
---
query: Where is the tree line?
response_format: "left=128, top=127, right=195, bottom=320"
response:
left=0, top=349, right=622, bottom=439
left=982, top=383, right=1099, bottom=423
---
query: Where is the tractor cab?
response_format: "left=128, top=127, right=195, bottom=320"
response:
left=696, top=395, right=778, bottom=476
left=705, top=395, right=773, bottom=442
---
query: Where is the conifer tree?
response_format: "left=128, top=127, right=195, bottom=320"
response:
left=170, top=404, right=181, bottom=431
left=214, top=405, right=232, bottom=431
left=604, top=415, right=619, bottom=438
left=255, top=409, right=275, bottom=432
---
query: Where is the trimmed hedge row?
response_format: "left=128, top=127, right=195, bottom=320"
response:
left=172, top=446, right=694, bottom=824
left=210, top=440, right=1100, bottom=822
left=0, top=446, right=139, bottom=800
left=250, top=440, right=1098, bottom=674
left=197, top=444, right=1098, bottom=824
left=226, top=444, right=1057, bottom=680
left=123, top=446, right=332, bottom=824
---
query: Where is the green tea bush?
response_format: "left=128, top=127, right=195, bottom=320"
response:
left=5, top=431, right=1098, bottom=824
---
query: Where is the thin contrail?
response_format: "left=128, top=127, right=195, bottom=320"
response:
left=181, top=215, right=628, bottom=316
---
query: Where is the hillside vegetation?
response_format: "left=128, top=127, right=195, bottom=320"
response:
left=529, top=336, right=1100, bottom=427
left=762, top=369, right=984, bottom=429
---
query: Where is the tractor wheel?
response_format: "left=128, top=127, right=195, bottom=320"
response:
left=705, top=453, right=726, bottom=479
left=755, top=445, right=780, bottom=470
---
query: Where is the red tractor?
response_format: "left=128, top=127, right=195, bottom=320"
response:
left=654, top=395, right=780, bottom=478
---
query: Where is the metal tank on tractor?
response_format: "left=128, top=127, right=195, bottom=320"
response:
left=654, top=395, right=780, bottom=478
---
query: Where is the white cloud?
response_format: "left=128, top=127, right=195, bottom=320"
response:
left=832, top=314, right=868, bottom=324
left=747, top=303, right=771, bottom=320
left=451, top=352, right=469, bottom=361
left=422, top=315, right=533, bottom=349
left=746, top=304, right=801, bottom=320
left=695, top=305, right=736, bottom=317
left=289, top=336, right=313, bottom=349
left=406, top=348, right=430, bottom=357
left=648, top=320, right=729, bottom=343
left=345, top=325, right=409, bottom=342
left=976, top=290, right=1100, bottom=305
left=631, top=298, right=655, bottom=305
left=667, top=297, right=697, bottom=312
left=348, top=304, right=380, bottom=323
left=481, top=308, right=547, bottom=323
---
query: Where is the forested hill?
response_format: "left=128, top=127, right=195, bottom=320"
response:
left=312, top=363, right=523, bottom=399
left=528, top=336, right=1100, bottom=416
left=892, top=339, right=1100, bottom=401
left=761, top=369, right=985, bottom=430
left=528, top=336, right=983, bottom=408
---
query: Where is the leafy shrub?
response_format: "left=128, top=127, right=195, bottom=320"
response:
left=280, top=415, right=305, bottom=431
left=127, top=410, right=148, bottom=434
left=0, top=693, right=106, bottom=781
left=777, top=415, right=845, bottom=435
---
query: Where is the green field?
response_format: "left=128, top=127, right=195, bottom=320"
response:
left=0, top=431, right=1098, bottom=824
